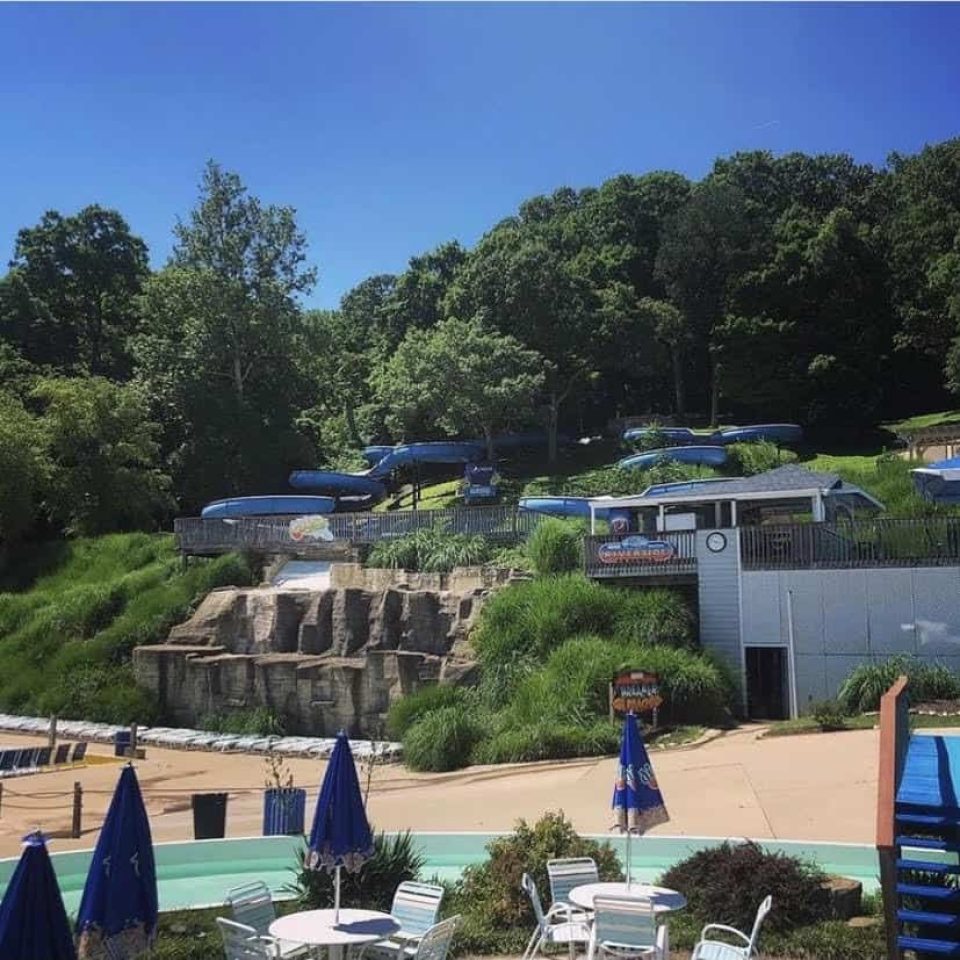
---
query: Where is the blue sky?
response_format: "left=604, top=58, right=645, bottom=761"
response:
left=0, top=2, right=957, bottom=309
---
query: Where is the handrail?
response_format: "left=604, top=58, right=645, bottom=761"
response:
left=876, top=675, right=909, bottom=960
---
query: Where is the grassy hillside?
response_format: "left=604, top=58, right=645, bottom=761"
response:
left=0, top=534, right=255, bottom=723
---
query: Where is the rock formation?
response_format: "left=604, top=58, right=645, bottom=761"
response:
left=133, top=563, right=516, bottom=736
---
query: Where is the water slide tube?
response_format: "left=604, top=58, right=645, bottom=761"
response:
left=361, top=445, right=396, bottom=466
left=617, top=445, right=729, bottom=470
left=201, top=495, right=337, bottom=519
left=712, top=423, right=803, bottom=445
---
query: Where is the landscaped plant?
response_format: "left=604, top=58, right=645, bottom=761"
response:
left=367, top=527, right=493, bottom=572
left=837, top=655, right=960, bottom=714
left=661, top=841, right=830, bottom=935
left=386, top=683, right=468, bottom=740
left=287, top=831, right=425, bottom=911
left=526, top=517, right=583, bottom=575
left=403, top=703, right=487, bottom=772
left=448, top=811, right=622, bottom=953
left=725, top=440, right=795, bottom=476
left=809, top=699, right=849, bottom=730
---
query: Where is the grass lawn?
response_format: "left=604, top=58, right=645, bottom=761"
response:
left=885, top=409, right=960, bottom=433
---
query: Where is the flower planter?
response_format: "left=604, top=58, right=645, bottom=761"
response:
left=263, top=787, right=306, bottom=836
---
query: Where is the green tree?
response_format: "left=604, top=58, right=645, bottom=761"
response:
left=0, top=395, right=48, bottom=545
left=32, top=377, right=172, bottom=535
left=134, top=162, right=317, bottom=506
left=0, top=206, right=148, bottom=377
left=375, top=316, right=545, bottom=460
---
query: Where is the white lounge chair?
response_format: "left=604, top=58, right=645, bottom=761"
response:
left=217, top=917, right=279, bottom=959
left=521, top=872, right=591, bottom=960
left=398, top=916, right=460, bottom=960
left=547, top=857, right=599, bottom=913
left=225, top=882, right=308, bottom=959
left=587, top=895, right=668, bottom=960
left=367, top=880, right=445, bottom=960
left=691, top=895, right=773, bottom=960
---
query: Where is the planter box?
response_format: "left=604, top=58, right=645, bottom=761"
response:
left=263, top=787, right=306, bottom=836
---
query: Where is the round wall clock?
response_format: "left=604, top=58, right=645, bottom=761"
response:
left=706, top=531, right=727, bottom=553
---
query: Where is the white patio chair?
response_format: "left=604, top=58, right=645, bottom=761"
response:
left=691, top=895, right=773, bottom=960
left=406, top=916, right=460, bottom=960
left=521, top=872, right=591, bottom=960
left=547, top=857, right=599, bottom=915
left=225, top=882, right=308, bottom=959
left=217, top=917, right=279, bottom=959
left=367, top=880, right=445, bottom=960
left=587, top=896, right=667, bottom=960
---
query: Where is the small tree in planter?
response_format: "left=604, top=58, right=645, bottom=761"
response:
left=263, top=751, right=306, bottom=836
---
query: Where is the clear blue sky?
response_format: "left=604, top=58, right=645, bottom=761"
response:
left=1, top=2, right=957, bottom=308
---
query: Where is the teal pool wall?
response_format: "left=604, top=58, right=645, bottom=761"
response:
left=0, top=833, right=881, bottom=915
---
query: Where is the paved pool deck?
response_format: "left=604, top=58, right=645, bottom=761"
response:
left=0, top=722, right=890, bottom=858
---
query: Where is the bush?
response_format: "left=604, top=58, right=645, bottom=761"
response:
left=472, top=719, right=620, bottom=765
left=725, top=441, right=795, bottom=476
left=837, top=655, right=960, bottom=713
left=809, top=699, right=849, bottom=730
left=288, top=831, right=425, bottom=911
left=403, top=705, right=486, bottom=772
left=386, top=684, right=467, bottom=740
left=450, top=812, right=622, bottom=933
left=613, top=589, right=695, bottom=649
left=526, top=518, right=583, bottom=575
left=367, top=528, right=493, bottom=572
left=661, top=841, right=830, bottom=935
left=197, top=707, right=286, bottom=736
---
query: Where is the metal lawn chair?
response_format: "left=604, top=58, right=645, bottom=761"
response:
left=547, top=857, right=598, bottom=916
left=367, top=881, right=445, bottom=960
left=402, top=916, right=460, bottom=960
left=691, top=895, right=772, bottom=960
left=216, top=917, right=279, bottom=959
left=225, top=882, right=308, bottom=959
left=587, top=895, right=667, bottom=960
left=521, top=872, right=591, bottom=960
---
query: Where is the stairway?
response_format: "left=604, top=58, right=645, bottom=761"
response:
left=895, top=735, right=960, bottom=957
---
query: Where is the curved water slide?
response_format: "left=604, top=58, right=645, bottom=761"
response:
left=617, top=445, right=729, bottom=470
left=201, top=495, right=337, bottom=519
left=622, top=423, right=803, bottom=447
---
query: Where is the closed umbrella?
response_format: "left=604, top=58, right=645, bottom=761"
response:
left=0, top=831, right=77, bottom=960
left=306, top=731, right=375, bottom=924
left=76, top=764, right=158, bottom=959
left=612, top=712, right=669, bottom=886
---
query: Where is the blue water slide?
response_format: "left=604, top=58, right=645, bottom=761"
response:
left=618, top=445, right=729, bottom=470
left=622, top=427, right=698, bottom=445
left=366, top=440, right=485, bottom=478
left=201, top=495, right=337, bottom=519
left=713, top=423, right=803, bottom=445
left=913, top=456, right=960, bottom=504
left=361, top=445, right=395, bottom=466
left=288, top=470, right=387, bottom=499
left=518, top=496, right=613, bottom=520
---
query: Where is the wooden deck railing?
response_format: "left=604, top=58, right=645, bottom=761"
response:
left=583, top=531, right=697, bottom=579
left=174, top=504, right=538, bottom=555
left=740, top=518, right=960, bottom=570
left=877, top=675, right=909, bottom=960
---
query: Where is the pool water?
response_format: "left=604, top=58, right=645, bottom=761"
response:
left=0, top=832, right=881, bottom=915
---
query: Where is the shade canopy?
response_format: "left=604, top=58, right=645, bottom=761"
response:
left=306, top=731, right=375, bottom=873
left=0, top=831, right=77, bottom=960
left=612, top=712, right=669, bottom=834
left=76, top=764, right=158, bottom=959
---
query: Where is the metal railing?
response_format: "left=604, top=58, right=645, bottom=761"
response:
left=583, top=531, right=697, bottom=579
left=174, top=504, right=538, bottom=555
left=740, top=518, right=960, bottom=570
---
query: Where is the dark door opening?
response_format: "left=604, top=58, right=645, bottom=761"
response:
left=745, top=647, right=788, bottom=720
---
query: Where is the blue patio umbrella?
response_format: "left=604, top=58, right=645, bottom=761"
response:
left=76, top=764, right=158, bottom=959
left=0, top=831, right=77, bottom=960
left=612, top=712, right=669, bottom=885
left=306, top=731, right=375, bottom=923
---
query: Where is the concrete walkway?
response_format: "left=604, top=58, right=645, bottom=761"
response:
left=0, top=722, right=888, bottom=858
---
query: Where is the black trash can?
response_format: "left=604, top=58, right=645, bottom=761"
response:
left=192, top=792, right=228, bottom=840
left=114, top=730, right=132, bottom=758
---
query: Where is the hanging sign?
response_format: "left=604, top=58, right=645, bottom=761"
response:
left=598, top=536, right=675, bottom=565
left=288, top=515, right=334, bottom=542
left=610, top=670, right=663, bottom=717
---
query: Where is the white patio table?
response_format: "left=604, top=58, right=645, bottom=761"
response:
left=269, top=908, right=400, bottom=960
left=568, top=881, right=687, bottom=914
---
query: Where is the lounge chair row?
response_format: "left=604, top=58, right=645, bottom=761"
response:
left=0, top=741, right=87, bottom=777
left=0, top=713, right=401, bottom=759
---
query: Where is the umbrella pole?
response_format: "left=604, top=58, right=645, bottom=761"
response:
left=334, top=864, right=341, bottom=925
left=626, top=832, right=632, bottom=887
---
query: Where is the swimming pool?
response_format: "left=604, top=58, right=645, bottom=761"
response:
left=0, top=832, right=881, bottom=915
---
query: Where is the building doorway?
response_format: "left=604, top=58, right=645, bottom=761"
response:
left=745, top=647, right=788, bottom=720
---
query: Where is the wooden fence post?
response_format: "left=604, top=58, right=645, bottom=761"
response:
left=71, top=781, right=83, bottom=839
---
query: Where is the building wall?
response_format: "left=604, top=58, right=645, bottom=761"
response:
left=739, top=566, right=960, bottom=710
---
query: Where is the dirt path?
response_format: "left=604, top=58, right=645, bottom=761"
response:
left=0, top=723, right=883, bottom=858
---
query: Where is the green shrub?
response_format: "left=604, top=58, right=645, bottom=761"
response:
left=522, top=462, right=710, bottom=500
left=809, top=699, right=849, bottom=730
left=661, top=841, right=830, bottom=935
left=837, top=656, right=960, bottom=713
left=526, top=518, right=583, bottom=575
left=450, top=812, right=622, bottom=934
left=403, top=705, right=486, bottom=772
left=287, top=832, right=425, bottom=911
left=386, top=684, right=467, bottom=740
left=613, top=589, right=695, bottom=649
left=472, top=719, right=620, bottom=765
left=726, top=441, right=795, bottom=476
left=197, top=707, right=286, bottom=736
left=367, top=528, right=493, bottom=572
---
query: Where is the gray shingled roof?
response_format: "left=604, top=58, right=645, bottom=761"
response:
left=645, top=464, right=842, bottom=499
